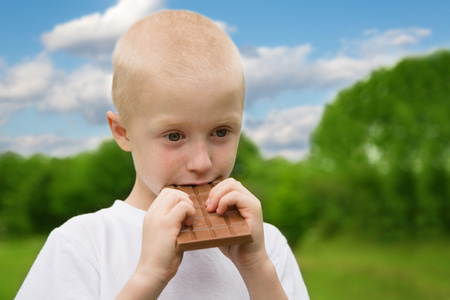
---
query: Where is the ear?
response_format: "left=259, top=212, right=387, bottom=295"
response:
left=107, top=111, right=132, bottom=152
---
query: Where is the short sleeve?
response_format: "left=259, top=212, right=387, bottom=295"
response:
left=15, top=228, right=100, bottom=299
left=263, top=223, right=310, bottom=300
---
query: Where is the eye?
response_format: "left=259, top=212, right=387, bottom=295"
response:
left=214, top=129, right=229, bottom=137
left=165, top=132, right=182, bottom=142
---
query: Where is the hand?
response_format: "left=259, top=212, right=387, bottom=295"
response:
left=137, top=188, right=195, bottom=283
left=116, top=189, right=195, bottom=299
left=205, top=178, right=289, bottom=300
left=206, top=178, right=267, bottom=270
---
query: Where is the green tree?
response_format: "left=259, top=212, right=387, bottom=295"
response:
left=48, top=140, right=134, bottom=220
left=0, top=152, right=31, bottom=235
left=309, top=50, right=450, bottom=239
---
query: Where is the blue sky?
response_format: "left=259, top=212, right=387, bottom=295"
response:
left=1, top=0, right=449, bottom=159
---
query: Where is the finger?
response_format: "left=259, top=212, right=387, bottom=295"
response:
left=207, top=178, right=246, bottom=212
left=152, top=188, right=192, bottom=214
left=166, top=200, right=196, bottom=228
left=210, top=179, right=262, bottom=219
left=215, top=190, right=242, bottom=215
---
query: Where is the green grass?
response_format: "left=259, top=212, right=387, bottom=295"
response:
left=0, top=235, right=47, bottom=299
left=2, top=235, right=450, bottom=299
left=296, top=235, right=450, bottom=300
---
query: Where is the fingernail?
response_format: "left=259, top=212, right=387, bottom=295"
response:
left=185, top=217, right=193, bottom=227
left=205, top=198, right=210, bottom=207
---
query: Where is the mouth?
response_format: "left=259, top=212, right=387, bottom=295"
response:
left=173, top=177, right=222, bottom=187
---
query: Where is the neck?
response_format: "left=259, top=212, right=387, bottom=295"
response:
left=124, top=175, right=156, bottom=211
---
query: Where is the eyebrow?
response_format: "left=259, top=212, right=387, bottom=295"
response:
left=151, top=113, right=242, bottom=129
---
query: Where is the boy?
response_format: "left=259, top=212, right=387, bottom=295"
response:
left=17, top=10, right=309, bottom=299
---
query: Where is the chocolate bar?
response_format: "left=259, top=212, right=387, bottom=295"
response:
left=166, top=178, right=252, bottom=251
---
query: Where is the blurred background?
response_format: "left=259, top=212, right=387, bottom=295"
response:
left=1, top=1, right=449, bottom=299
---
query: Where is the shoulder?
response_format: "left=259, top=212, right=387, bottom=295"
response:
left=263, top=222, right=290, bottom=258
left=58, top=206, right=110, bottom=235
left=263, top=222, right=288, bottom=246
left=51, top=203, right=120, bottom=250
left=262, top=223, right=311, bottom=299
left=52, top=200, right=143, bottom=251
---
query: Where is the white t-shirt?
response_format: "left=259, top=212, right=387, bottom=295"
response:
left=16, top=200, right=309, bottom=299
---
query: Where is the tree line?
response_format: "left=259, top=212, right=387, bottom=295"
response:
left=1, top=50, right=449, bottom=245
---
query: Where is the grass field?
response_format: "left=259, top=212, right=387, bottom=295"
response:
left=1, top=235, right=450, bottom=299
left=297, top=235, right=450, bottom=300
left=0, top=235, right=46, bottom=299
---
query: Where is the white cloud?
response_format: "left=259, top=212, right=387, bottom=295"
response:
left=244, top=106, right=324, bottom=160
left=39, top=64, right=113, bottom=124
left=215, top=20, right=238, bottom=34
left=0, top=54, right=56, bottom=100
left=241, top=27, right=431, bottom=104
left=0, top=54, right=60, bottom=124
left=310, top=54, right=389, bottom=86
left=345, top=27, right=432, bottom=58
left=242, top=45, right=313, bottom=102
left=41, top=0, right=165, bottom=62
left=241, top=44, right=386, bottom=104
left=0, top=55, right=113, bottom=125
left=0, top=134, right=107, bottom=157
left=40, top=0, right=239, bottom=65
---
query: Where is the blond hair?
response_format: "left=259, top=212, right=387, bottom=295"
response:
left=111, top=10, right=244, bottom=125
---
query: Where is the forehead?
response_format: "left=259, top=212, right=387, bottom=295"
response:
left=131, top=75, right=244, bottom=128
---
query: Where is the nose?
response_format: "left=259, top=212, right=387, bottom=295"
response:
left=186, top=140, right=213, bottom=174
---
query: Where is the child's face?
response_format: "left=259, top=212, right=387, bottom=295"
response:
left=126, top=77, right=244, bottom=200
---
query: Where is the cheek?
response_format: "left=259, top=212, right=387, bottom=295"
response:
left=134, top=149, right=187, bottom=193
left=215, top=141, right=239, bottom=175
left=157, top=148, right=186, bottom=169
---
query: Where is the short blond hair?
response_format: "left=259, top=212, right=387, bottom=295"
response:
left=111, top=10, right=244, bottom=125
